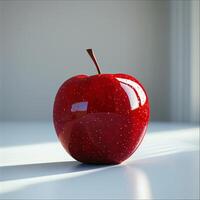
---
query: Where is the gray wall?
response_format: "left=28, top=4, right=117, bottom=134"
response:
left=0, top=0, right=170, bottom=122
left=170, top=0, right=200, bottom=124
left=0, top=3, right=3, bottom=120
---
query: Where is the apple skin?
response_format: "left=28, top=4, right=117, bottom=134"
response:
left=53, top=73, right=150, bottom=164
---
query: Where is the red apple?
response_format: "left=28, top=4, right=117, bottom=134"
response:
left=53, top=49, right=150, bottom=164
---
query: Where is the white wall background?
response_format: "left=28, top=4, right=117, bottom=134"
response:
left=0, top=0, right=170, bottom=122
left=0, top=3, right=3, bottom=121
left=0, top=0, right=198, bottom=123
left=170, top=0, right=199, bottom=123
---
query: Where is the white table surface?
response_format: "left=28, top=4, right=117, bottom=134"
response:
left=0, top=122, right=199, bottom=199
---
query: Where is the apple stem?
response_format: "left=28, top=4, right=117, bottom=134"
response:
left=86, top=49, right=101, bottom=74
